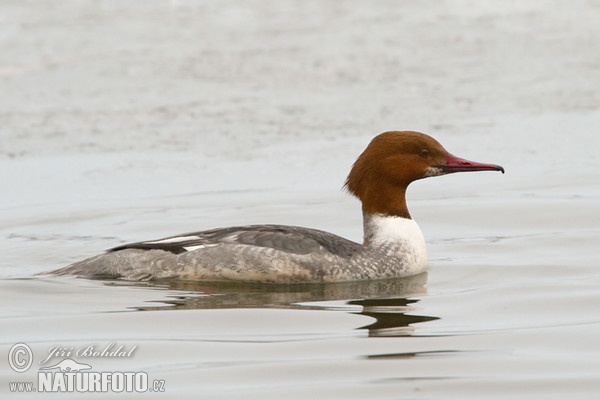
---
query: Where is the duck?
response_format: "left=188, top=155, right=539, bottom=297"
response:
left=49, top=131, right=504, bottom=283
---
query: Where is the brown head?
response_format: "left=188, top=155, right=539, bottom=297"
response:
left=344, top=131, right=504, bottom=218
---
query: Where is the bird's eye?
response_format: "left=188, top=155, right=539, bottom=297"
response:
left=419, top=148, right=430, bottom=158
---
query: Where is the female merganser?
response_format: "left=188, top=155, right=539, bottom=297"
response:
left=50, top=131, right=504, bottom=283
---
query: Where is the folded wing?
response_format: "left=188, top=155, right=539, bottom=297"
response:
left=109, top=224, right=361, bottom=257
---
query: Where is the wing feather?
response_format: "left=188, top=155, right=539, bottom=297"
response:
left=109, top=225, right=360, bottom=257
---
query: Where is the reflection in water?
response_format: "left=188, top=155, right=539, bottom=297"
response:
left=351, top=298, right=439, bottom=337
left=367, top=350, right=463, bottom=359
left=105, top=272, right=438, bottom=337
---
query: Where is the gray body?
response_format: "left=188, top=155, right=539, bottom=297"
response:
left=51, top=216, right=426, bottom=283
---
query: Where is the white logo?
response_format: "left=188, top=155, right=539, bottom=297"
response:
left=37, top=368, right=151, bottom=393
left=39, top=359, right=92, bottom=372
left=8, top=343, right=33, bottom=373
left=7, top=342, right=165, bottom=393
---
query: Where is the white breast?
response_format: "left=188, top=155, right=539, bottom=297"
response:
left=363, top=213, right=427, bottom=273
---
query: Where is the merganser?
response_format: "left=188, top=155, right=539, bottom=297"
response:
left=50, top=131, right=504, bottom=283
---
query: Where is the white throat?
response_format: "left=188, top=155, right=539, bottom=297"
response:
left=363, top=213, right=423, bottom=244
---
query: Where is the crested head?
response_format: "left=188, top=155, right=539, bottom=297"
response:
left=344, top=131, right=504, bottom=218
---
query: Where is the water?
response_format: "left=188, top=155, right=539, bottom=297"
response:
left=1, top=1, right=599, bottom=398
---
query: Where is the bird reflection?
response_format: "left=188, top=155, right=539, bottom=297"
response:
left=106, top=271, right=437, bottom=337
left=350, top=297, right=439, bottom=337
